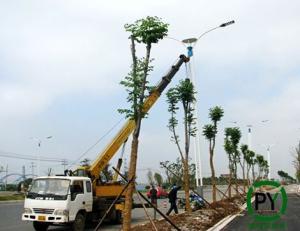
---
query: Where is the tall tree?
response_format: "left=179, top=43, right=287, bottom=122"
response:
left=203, top=106, right=224, bottom=202
left=224, top=127, right=241, bottom=197
left=154, top=172, right=163, bottom=186
left=147, top=170, right=154, bottom=186
left=256, top=154, right=266, bottom=179
left=119, top=16, right=168, bottom=230
left=292, top=141, right=300, bottom=182
left=240, top=144, right=248, bottom=190
left=277, top=170, right=295, bottom=183
left=160, top=160, right=171, bottom=185
left=166, top=79, right=196, bottom=212
left=244, top=149, right=256, bottom=186
left=160, top=158, right=196, bottom=188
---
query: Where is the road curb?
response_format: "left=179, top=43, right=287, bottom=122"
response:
left=0, top=200, right=24, bottom=204
left=206, top=196, right=254, bottom=231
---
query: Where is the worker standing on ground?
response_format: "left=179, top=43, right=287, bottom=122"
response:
left=166, top=184, right=181, bottom=216
left=150, top=185, right=158, bottom=219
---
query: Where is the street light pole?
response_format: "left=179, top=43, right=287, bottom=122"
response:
left=247, top=125, right=253, bottom=150
left=179, top=20, right=235, bottom=190
left=31, top=136, right=53, bottom=176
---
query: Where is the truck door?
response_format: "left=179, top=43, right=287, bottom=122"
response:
left=84, top=180, right=93, bottom=212
left=69, top=180, right=85, bottom=221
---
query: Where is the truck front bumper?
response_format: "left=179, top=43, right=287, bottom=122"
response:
left=22, top=213, right=69, bottom=223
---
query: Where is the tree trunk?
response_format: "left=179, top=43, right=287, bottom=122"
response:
left=247, top=167, right=250, bottom=188
left=122, top=135, right=139, bottom=231
left=182, top=106, right=191, bottom=212
left=252, top=165, right=255, bottom=182
left=228, top=163, right=232, bottom=198
left=183, top=159, right=191, bottom=212
left=242, top=166, right=245, bottom=192
left=209, top=145, right=216, bottom=203
left=234, top=162, right=238, bottom=195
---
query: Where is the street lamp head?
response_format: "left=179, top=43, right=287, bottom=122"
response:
left=182, top=38, right=198, bottom=44
left=219, top=20, right=235, bottom=27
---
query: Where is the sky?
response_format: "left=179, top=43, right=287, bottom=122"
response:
left=0, top=0, right=299, bottom=184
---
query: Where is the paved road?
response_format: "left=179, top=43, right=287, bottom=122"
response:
left=222, top=185, right=300, bottom=231
left=0, top=186, right=231, bottom=231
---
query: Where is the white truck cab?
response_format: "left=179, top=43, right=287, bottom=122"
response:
left=22, top=176, right=92, bottom=231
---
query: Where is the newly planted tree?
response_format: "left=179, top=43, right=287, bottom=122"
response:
left=244, top=149, right=256, bottom=186
left=166, top=79, right=196, bottom=212
left=292, top=141, right=300, bottom=182
left=256, top=155, right=268, bottom=179
left=160, top=158, right=196, bottom=188
left=240, top=144, right=248, bottom=190
left=224, top=127, right=241, bottom=197
left=119, top=16, right=168, bottom=230
left=154, top=172, right=163, bottom=186
left=203, top=106, right=224, bottom=202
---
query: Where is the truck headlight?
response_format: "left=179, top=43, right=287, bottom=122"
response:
left=24, top=208, right=33, bottom=214
left=54, top=209, right=69, bottom=216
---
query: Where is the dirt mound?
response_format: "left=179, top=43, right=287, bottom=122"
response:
left=131, top=196, right=245, bottom=231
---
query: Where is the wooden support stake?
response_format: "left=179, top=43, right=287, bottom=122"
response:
left=113, top=167, right=181, bottom=231
left=94, top=177, right=134, bottom=231
left=135, top=189, right=158, bottom=231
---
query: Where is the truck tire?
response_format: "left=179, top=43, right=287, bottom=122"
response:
left=71, top=212, right=86, bottom=231
left=33, top=221, right=49, bottom=231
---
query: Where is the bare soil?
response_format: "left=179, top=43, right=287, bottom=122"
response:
left=131, top=196, right=246, bottom=231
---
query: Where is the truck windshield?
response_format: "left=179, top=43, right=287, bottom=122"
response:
left=27, top=179, right=70, bottom=200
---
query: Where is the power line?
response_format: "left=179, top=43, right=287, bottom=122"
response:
left=0, top=150, right=69, bottom=163
left=68, top=117, right=125, bottom=168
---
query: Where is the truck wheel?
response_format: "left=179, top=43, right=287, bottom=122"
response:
left=71, top=213, right=86, bottom=231
left=33, top=221, right=49, bottom=231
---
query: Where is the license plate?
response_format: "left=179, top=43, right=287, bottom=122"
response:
left=38, top=216, right=46, bottom=221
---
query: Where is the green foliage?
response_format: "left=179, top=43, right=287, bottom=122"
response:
left=245, top=150, right=256, bottom=166
left=255, top=155, right=270, bottom=179
left=202, top=124, right=216, bottom=140
left=240, top=144, right=249, bottom=157
left=166, top=87, right=179, bottom=140
left=224, top=127, right=242, bottom=176
left=293, top=142, right=300, bottom=182
left=209, top=106, right=224, bottom=124
left=166, top=79, right=197, bottom=139
left=160, top=158, right=196, bottom=188
left=203, top=106, right=224, bottom=142
left=154, top=172, right=163, bottom=186
left=124, top=16, right=169, bottom=45
left=118, top=59, right=153, bottom=119
left=100, top=164, right=113, bottom=182
left=147, top=170, right=154, bottom=185
left=119, top=16, right=169, bottom=122
left=277, top=170, right=296, bottom=183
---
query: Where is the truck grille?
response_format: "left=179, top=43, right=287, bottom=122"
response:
left=33, top=208, right=54, bottom=214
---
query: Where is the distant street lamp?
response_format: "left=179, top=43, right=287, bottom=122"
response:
left=30, top=136, right=53, bottom=176
left=169, top=21, right=235, bottom=189
left=260, top=144, right=275, bottom=180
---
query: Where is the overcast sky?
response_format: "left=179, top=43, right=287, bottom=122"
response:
left=0, top=0, right=299, bottom=183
